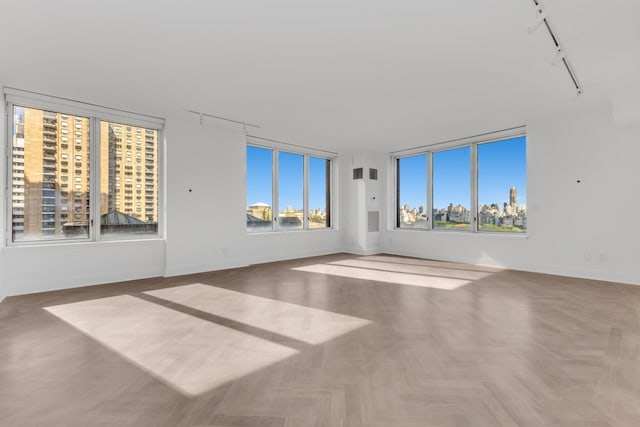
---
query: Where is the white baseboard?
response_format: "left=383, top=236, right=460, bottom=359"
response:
left=247, top=247, right=341, bottom=267
left=382, top=246, right=640, bottom=286
left=4, top=265, right=165, bottom=298
left=164, top=258, right=248, bottom=277
left=343, top=247, right=381, bottom=256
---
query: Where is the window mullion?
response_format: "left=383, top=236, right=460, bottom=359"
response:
left=395, top=158, right=400, bottom=229
left=470, top=143, right=478, bottom=233
left=427, top=152, right=433, bottom=231
left=303, top=155, right=309, bottom=229
left=89, top=116, right=99, bottom=241
left=4, top=102, right=12, bottom=246
left=272, top=149, right=279, bottom=231
left=327, top=158, right=332, bottom=229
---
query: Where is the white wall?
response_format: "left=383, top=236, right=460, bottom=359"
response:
left=341, top=151, right=387, bottom=255
left=2, top=90, right=640, bottom=301
left=163, top=113, right=344, bottom=277
left=382, top=103, right=640, bottom=285
left=1, top=240, right=166, bottom=297
left=0, top=106, right=345, bottom=299
left=0, top=97, right=166, bottom=299
left=162, top=114, right=247, bottom=276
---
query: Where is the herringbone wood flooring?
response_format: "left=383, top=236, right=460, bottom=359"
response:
left=1, top=254, right=639, bottom=426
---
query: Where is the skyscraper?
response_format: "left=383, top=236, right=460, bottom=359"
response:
left=11, top=106, right=158, bottom=241
left=510, top=186, right=517, bottom=208
left=11, top=107, right=91, bottom=240
left=100, top=122, right=158, bottom=224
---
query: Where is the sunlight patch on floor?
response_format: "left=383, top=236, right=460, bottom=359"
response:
left=45, top=295, right=298, bottom=397
left=331, top=258, right=493, bottom=281
left=146, top=284, right=371, bottom=345
left=292, top=263, right=472, bottom=290
left=358, top=255, right=503, bottom=273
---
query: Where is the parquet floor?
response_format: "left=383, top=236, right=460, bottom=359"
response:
left=1, top=253, right=640, bottom=426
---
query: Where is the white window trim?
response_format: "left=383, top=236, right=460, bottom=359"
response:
left=390, top=126, right=526, bottom=158
left=4, top=87, right=163, bottom=129
left=393, top=128, right=526, bottom=234
left=246, top=140, right=335, bottom=233
left=4, top=87, right=165, bottom=246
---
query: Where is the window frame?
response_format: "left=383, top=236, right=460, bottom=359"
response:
left=395, top=153, right=428, bottom=230
left=392, top=128, right=526, bottom=234
left=246, top=141, right=334, bottom=233
left=4, top=87, right=165, bottom=246
left=431, top=145, right=473, bottom=232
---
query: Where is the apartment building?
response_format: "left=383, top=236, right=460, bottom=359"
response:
left=10, top=107, right=157, bottom=242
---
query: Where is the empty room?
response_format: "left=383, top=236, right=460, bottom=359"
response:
left=1, top=1, right=640, bottom=426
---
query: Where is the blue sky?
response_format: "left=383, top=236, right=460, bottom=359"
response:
left=278, top=151, right=303, bottom=210
left=246, top=146, right=273, bottom=208
left=477, top=136, right=527, bottom=207
left=399, top=136, right=526, bottom=209
left=434, top=146, right=471, bottom=208
left=246, top=146, right=328, bottom=211
left=249, top=136, right=526, bottom=212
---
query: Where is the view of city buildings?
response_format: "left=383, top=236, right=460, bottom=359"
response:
left=477, top=186, right=527, bottom=231
left=246, top=145, right=331, bottom=232
left=246, top=203, right=327, bottom=230
left=399, top=186, right=527, bottom=232
left=11, top=106, right=158, bottom=241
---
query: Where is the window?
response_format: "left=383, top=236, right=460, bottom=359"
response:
left=8, top=106, right=90, bottom=242
left=395, top=131, right=526, bottom=234
left=433, top=147, right=471, bottom=230
left=278, top=151, right=304, bottom=230
left=246, top=146, right=273, bottom=232
left=5, top=89, right=163, bottom=244
left=100, top=121, right=158, bottom=236
left=246, top=144, right=332, bottom=232
left=308, top=157, right=331, bottom=228
left=477, top=136, right=526, bottom=232
left=396, top=154, right=427, bottom=229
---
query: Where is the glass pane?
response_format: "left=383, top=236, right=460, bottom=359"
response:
left=308, top=157, right=330, bottom=229
left=246, top=146, right=274, bottom=232
left=278, top=151, right=303, bottom=230
left=478, top=136, right=527, bottom=232
left=11, top=106, right=90, bottom=242
left=397, top=154, right=427, bottom=229
left=433, top=146, right=471, bottom=230
left=99, top=121, right=158, bottom=238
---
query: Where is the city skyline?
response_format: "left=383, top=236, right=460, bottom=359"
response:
left=399, top=136, right=527, bottom=210
left=248, top=138, right=526, bottom=211
left=247, top=137, right=525, bottom=232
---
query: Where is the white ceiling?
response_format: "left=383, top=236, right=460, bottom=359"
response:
left=2, top=0, right=639, bottom=153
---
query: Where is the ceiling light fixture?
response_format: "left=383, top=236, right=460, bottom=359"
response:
left=551, top=48, right=567, bottom=66
left=529, top=0, right=583, bottom=95
left=183, top=108, right=261, bottom=129
left=527, top=9, right=548, bottom=33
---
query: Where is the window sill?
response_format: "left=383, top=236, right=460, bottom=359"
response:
left=3, top=237, right=165, bottom=250
left=390, top=228, right=528, bottom=239
left=247, top=228, right=339, bottom=236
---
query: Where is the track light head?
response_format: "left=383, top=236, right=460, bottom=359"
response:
left=551, top=48, right=567, bottom=66
left=528, top=9, right=547, bottom=34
